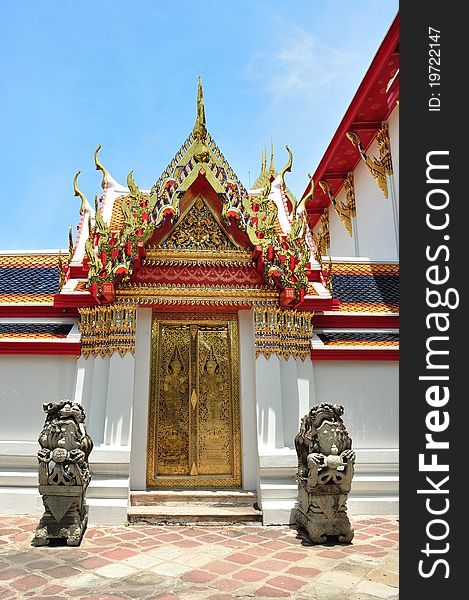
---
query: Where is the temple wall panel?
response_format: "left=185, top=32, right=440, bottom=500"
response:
left=104, top=353, right=135, bottom=446
left=327, top=187, right=357, bottom=257
left=255, top=355, right=284, bottom=450
left=129, top=307, right=152, bottom=490
left=238, top=310, right=258, bottom=491
left=312, top=360, right=398, bottom=448
left=353, top=139, right=399, bottom=260
left=86, top=357, right=110, bottom=445
left=0, top=355, right=77, bottom=441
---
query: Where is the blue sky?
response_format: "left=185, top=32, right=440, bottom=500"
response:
left=0, top=0, right=398, bottom=250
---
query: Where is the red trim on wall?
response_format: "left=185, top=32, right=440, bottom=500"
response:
left=0, top=342, right=81, bottom=356
left=311, top=348, right=399, bottom=361
left=297, top=298, right=340, bottom=311
left=53, top=294, right=98, bottom=309
left=0, top=306, right=79, bottom=317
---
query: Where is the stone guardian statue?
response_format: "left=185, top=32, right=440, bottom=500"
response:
left=32, top=400, right=93, bottom=546
left=295, top=403, right=355, bottom=543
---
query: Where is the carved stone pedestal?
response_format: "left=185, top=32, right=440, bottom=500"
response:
left=294, top=402, right=355, bottom=544
left=296, top=480, right=354, bottom=544
left=32, top=486, right=88, bottom=547
left=31, top=400, right=93, bottom=547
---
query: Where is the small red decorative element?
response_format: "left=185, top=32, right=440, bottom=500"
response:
left=101, top=282, right=115, bottom=303
left=280, top=287, right=296, bottom=307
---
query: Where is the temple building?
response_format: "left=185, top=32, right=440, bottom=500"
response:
left=0, top=15, right=399, bottom=525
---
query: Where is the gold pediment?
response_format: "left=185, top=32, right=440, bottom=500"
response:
left=162, top=196, right=238, bottom=251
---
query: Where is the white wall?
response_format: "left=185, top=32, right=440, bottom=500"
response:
left=353, top=137, right=398, bottom=260
left=238, top=310, right=258, bottom=491
left=327, top=188, right=357, bottom=258
left=129, top=307, right=153, bottom=489
left=312, top=360, right=398, bottom=448
left=0, top=356, right=77, bottom=441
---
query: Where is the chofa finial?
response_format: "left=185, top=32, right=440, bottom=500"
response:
left=193, top=76, right=207, bottom=140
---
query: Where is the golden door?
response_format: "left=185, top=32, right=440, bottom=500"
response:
left=147, top=313, right=241, bottom=488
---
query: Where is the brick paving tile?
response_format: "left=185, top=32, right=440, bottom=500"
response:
left=173, top=539, right=202, bottom=548
left=373, top=539, right=396, bottom=547
left=100, top=548, right=138, bottom=560
left=154, top=533, right=184, bottom=542
left=204, top=560, right=241, bottom=575
left=207, top=594, right=237, bottom=600
left=42, top=565, right=81, bottom=578
left=41, top=584, right=67, bottom=594
left=253, top=558, right=289, bottom=571
left=254, top=585, right=290, bottom=597
left=180, top=569, right=218, bottom=584
left=77, top=556, right=112, bottom=569
left=80, top=596, right=128, bottom=600
left=215, top=538, right=248, bottom=548
left=0, top=568, right=27, bottom=580
left=260, top=539, right=289, bottom=550
left=24, top=558, right=64, bottom=569
left=241, top=546, right=271, bottom=557
left=224, top=552, right=258, bottom=565
left=195, top=534, right=226, bottom=543
left=10, top=574, right=47, bottom=591
left=231, top=568, right=267, bottom=582
left=266, top=575, right=309, bottom=592
left=272, top=550, right=309, bottom=562
left=210, top=578, right=241, bottom=592
left=286, top=566, right=321, bottom=578
left=217, top=529, right=246, bottom=538
left=148, top=594, right=181, bottom=600
left=238, top=534, right=265, bottom=543
left=317, top=549, right=347, bottom=559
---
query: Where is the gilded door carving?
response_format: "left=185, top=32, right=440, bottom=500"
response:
left=147, top=313, right=241, bottom=488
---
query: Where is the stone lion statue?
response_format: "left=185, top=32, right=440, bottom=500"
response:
left=32, top=400, right=93, bottom=547
left=295, top=402, right=355, bottom=543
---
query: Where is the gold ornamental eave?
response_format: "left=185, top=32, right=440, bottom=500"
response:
left=116, top=284, right=279, bottom=307
left=143, top=248, right=255, bottom=267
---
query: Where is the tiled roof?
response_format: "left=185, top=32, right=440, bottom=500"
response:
left=0, top=323, right=73, bottom=339
left=0, top=254, right=64, bottom=304
left=331, top=263, right=399, bottom=313
left=317, top=331, right=399, bottom=347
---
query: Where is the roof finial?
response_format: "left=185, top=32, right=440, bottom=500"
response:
left=269, top=139, right=275, bottom=176
left=193, top=76, right=207, bottom=140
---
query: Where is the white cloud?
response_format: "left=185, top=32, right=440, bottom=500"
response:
left=246, top=29, right=355, bottom=107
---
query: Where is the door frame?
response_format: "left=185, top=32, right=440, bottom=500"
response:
left=146, top=311, right=242, bottom=488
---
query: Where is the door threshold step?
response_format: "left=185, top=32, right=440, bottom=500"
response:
left=129, top=489, right=256, bottom=506
left=127, top=503, right=262, bottom=525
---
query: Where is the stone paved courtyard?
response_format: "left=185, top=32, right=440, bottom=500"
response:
left=0, top=515, right=398, bottom=599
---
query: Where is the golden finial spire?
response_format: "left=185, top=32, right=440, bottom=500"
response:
left=268, top=139, right=275, bottom=177
left=193, top=76, right=207, bottom=140
left=73, top=171, right=88, bottom=216
left=94, top=145, right=109, bottom=190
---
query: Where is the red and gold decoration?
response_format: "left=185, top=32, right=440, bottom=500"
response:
left=78, top=303, right=136, bottom=358
left=254, top=308, right=314, bottom=361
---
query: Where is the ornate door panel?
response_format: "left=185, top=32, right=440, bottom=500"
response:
left=147, top=313, right=241, bottom=488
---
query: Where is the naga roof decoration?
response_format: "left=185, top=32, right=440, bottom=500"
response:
left=62, top=78, right=321, bottom=307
